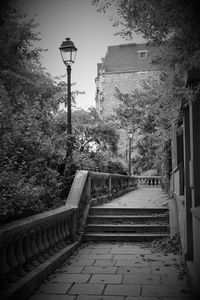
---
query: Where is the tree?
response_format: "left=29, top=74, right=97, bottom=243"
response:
left=92, top=0, right=200, bottom=187
left=92, top=0, right=200, bottom=72
left=0, top=0, right=72, bottom=222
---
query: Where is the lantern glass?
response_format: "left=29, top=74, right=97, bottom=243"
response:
left=59, top=38, right=77, bottom=66
left=128, top=131, right=133, bottom=139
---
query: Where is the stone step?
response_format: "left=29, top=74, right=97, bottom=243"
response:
left=89, top=207, right=168, bottom=216
left=87, top=215, right=169, bottom=224
left=83, top=232, right=169, bottom=242
left=86, top=224, right=169, bottom=233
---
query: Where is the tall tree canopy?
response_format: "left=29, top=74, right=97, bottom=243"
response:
left=0, top=1, right=124, bottom=222
left=92, top=0, right=200, bottom=74
left=92, top=0, right=200, bottom=185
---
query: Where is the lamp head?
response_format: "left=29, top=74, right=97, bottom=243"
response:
left=59, top=37, right=77, bottom=66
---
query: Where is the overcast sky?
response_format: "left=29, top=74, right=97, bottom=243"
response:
left=19, top=0, right=144, bottom=110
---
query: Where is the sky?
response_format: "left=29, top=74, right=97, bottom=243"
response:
left=19, top=0, right=145, bottom=110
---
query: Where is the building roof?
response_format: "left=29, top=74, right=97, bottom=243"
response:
left=102, top=43, right=162, bottom=73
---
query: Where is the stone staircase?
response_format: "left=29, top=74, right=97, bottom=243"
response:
left=83, top=207, right=169, bottom=242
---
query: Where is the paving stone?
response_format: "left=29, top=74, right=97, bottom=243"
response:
left=143, top=253, right=181, bottom=262
left=58, top=265, right=84, bottom=273
left=123, top=273, right=161, bottom=285
left=146, top=259, right=179, bottom=267
left=151, top=266, right=181, bottom=275
left=77, top=248, right=93, bottom=254
left=94, top=259, right=116, bottom=266
left=38, top=282, right=72, bottom=294
left=117, top=266, right=151, bottom=274
left=142, top=285, right=192, bottom=297
left=29, top=295, right=75, bottom=300
left=162, top=297, right=193, bottom=300
left=76, top=296, right=123, bottom=300
left=78, top=254, right=114, bottom=260
left=82, top=266, right=117, bottom=274
left=69, top=259, right=95, bottom=266
left=113, top=254, right=141, bottom=260
left=115, top=259, right=150, bottom=267
left=110, top=249, right=152, bottom=254
left=49, top=273, right=91, bottom=283
left=90, top=248, right=111, bottom=254
left=160, top=274, right=189, bottom=285
left=69, top=283, right=105, bottom=295
left=89, top=274, right=122, bottom=284
left=85, top=243, right=114, bottom=249
left=104, top=284, right=141, bottom=296
left=126, top=297, right=160, bottom=300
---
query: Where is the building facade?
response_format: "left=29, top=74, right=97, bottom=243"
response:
left=170, top=69, right=200, bottom=297
left=95, top=43, right=162, bottom=118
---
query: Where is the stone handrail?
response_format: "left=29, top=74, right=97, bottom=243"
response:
left=0, top=205, right=77, bottom=298
left=66, top=170, right=138, bottom=234
left=0, top=170, right=138, bottom=299
left=135, top=175, right=162, bottom=186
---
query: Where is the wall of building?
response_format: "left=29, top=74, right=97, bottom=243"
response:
left=98, top=70, right=159, bottom=118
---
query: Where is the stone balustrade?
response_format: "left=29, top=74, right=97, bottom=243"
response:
left=0, top=205, right=77, bottom=295
left=0, top=170, right=138, bottom=299
left=67, top=171, right=138, bottom=233
left=135, top=175, right=162, bottom=186
left=89, top=171, right=138, bottom=201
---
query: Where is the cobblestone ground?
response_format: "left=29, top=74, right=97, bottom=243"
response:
left=100, top=187, right=169, bottom=208
left=29, top=242, right=193, bottom=300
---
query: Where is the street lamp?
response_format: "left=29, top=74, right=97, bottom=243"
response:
left=128, top=131, right=133, bottom=175
left=59, top=37, right=77, bottom=135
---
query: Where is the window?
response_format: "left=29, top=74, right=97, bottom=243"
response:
left=138, top=50, right=148, bottom=59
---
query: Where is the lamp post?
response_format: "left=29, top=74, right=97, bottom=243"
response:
left=128, top=131, right=133, bottom=175
left=59, top=38, right=77, bottom=159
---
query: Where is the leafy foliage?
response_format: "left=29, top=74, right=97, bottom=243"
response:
left=0, top=1, right=123, bottom=223
left=92, top=0, right=200, bottom=187
left=92, top=0, right=200, bottom=72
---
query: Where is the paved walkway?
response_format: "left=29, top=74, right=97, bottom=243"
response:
left=29, top=188, right=193, bottom=300
left=100, top=187, right=169, bottom=208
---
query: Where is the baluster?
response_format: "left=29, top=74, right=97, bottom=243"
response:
left=120, top=178, right=122, bottom=190
left=57, top=221, right=64, bottom=249
left=64, top=217, right=70, bottom=245
left=15, top=236, right=27, bottom=277
left=36, top=230, right=45, bottom=263
left=23, top=234, right=34, bottom=272
left=30, top=230, right=40, bottom=267
left=60, top=220, right=65, bottom=247
left=7, top=239, right=19, bottom=282
left=108, top=176, right=112, bottom=198
left=42, top=226, right=50, bottom=259
left=0, top=245, right=10, bottom=288
left=47, top=225, right=55, bottom=255
left=71, top=212, right=77, bottom=242
left=52, top=222, right=59, bottom=252
left=60, top=219, right=67, bottom=246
